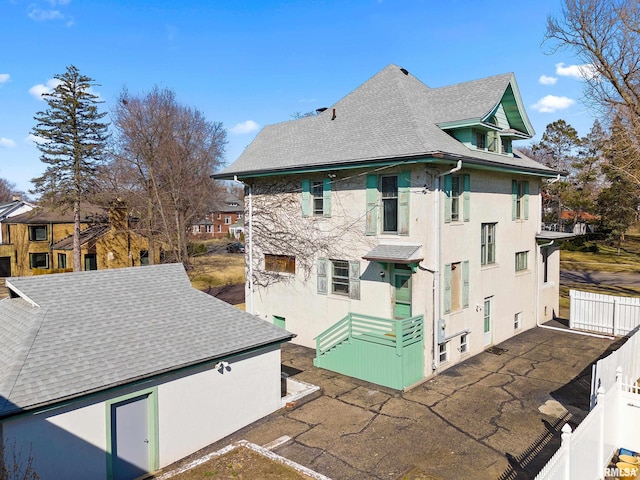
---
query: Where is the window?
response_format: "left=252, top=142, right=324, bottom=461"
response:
left=331, top=260, right=350, bottom=295
left=381, top=176, right=398, bottom=233
left=265, top=254, right=295, bottom=274
left=302, top=179, right=331, bottom=218
left=205, top=224, right=212, bottom=233
left=365, top=172, right=410, bottom=235
left=224, top=216, right=231, bottom=225
left=542, top=247, right=549, bottom=283
left=193, top=225, right=200, bottom=234
left=514, top=312, right=521, bottom=330
left=29, top=252, right=49, bottom=269
left=84, top=253, right=97, bottom=271
left=515, top=251, right=528, bottom=272
left=57, top=253, right=67, bottom=269
left=481, top=223, right=496, bottom=265
left=460, top=334, right=468, bottom=354
left=217, top=225, right=222, bottom=233
left=501, top=138, right=511, bottom=154
left=439, top=342, right=449, bottom=363
left=217, top=213, right=221, bottom=220
left=312, top=181, right=324, bottom=216
left=317, top=258, right=360, bottom=299
left=237, top=213, right=243, bottom=219
left=475, top=130, right=486, bottom=149
left=140, top=250, right=149, bottom=266
left=512, top=180, right=529, bottom=220
left=443, top=260, right=469, bottom=314
left=444, top=174, right=470, bottom=223
left=28, top=225, right=47, bottom=241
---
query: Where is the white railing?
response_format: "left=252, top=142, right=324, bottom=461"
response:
left=535, top=369, right=640, bottom=480
left=570, top=289, right=640, bottom=336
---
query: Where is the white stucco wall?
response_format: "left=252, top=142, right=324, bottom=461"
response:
left=0, top=345, right=283, bottom=479
left=248, top=164, right=558, bottom=379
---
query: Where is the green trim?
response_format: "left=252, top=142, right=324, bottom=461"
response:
left=462, top=174, right=470, bottom=222
left=524, top=181, right=530, bottom=220
left=1, top=342, right=288, bottom=422
left=213, top=154, right=557, bottom=181
left=365, top=174, right=379, bottom=235
left=105, top=386, right=159, bottom=480
left=322, top=178, right=332, bottom=217
left=443, top=174, right=452, bottom=223
left=437, top=119, right=484, bottom=129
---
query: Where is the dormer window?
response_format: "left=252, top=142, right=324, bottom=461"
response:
left=474, top=131, right=486, bottom=150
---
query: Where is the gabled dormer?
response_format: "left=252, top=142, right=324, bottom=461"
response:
left=437, top=75, right=534, bottom=157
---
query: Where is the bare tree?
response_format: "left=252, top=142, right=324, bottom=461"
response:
left=111, top=86, right=227, bottom=266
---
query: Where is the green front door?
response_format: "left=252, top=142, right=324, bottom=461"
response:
left=393, top=265, right=412, bottom=319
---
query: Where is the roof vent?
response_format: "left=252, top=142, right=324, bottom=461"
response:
left=400, top=68, right=409, bottom=75
left=316, top=107, right=328, bottom=113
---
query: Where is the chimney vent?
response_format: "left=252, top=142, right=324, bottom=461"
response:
left=400, top=68, right=409, bottom=75
left=331, top=108, right=336, bottom=120
left=316, top=107, right=328, bottom=113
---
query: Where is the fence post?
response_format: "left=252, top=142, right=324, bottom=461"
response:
left=613, top=298, right=619, bottom=335
left=561, top=423, right=572, bottom=480
left=597, top=385, right=606, bottom=477
left=569, top=289, right=575, bottom=329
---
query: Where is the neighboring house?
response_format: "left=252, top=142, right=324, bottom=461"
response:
left=0, top=264, right=293, bottom=480
left=191, top=197, right=244, bottom=239
left=214, top=64, right=562, bottom=389
left=0, top=204, right=158, bottom=276
left=0, top=198, right=36, bottom=276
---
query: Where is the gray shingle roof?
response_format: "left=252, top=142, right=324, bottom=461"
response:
left=362, top=244, right=423, bottom=263
left=216, top=64, right=553, bottom=179
left=51, top=224, right=110, bottom=250
left=0, top=264, right=293, bottom=417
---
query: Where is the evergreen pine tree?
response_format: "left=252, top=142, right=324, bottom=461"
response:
left=31, top=65, right=109, bottom=271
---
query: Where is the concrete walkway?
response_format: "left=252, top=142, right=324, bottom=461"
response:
left=192, top=327, right=615, bottom=479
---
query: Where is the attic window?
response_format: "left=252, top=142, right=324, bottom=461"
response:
left=474, top=131, right=486, bottom=150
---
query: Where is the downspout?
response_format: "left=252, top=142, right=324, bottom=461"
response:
left=535, top=241, right=612, bottom=339
left=432, top=160, right=462, bottom=372
left=235, top=175, right=255, bottom=315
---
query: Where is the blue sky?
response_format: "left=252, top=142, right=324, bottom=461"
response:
left=1, top=0, right=596, bottom=193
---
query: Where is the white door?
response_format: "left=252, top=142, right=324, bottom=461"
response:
left=111, top=395, right=150, bottom=480
left=483, top=297, right=492, bottom=346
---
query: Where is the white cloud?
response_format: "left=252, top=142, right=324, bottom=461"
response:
left=555, top=62, right=598, bottom=80
left=539, top=75, right=557, bottom=85
left=0, top=138, right=16, bottom=148
left=28, top=78, right=62, bottom=100
left=0, top=74, right=9, bottom=85
left=230, top=120, right=260, bottom=134
left=28, top=8, right=63, bottom=21
left=26, top=134, right=50, bottom=145
left=531, top=95, right=575, bottom=113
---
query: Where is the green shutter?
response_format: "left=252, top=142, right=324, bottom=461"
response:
left=323, top=178, right=332, bottom=218
left=523, top=181, right=529, bottom=220
left=365, top=175, right=378, bottom=235
left=443, top=263, right=452, bottom=314
left=348, top=260, right=360, bottom=300
left=463, top=174, right=470, bottom=222
left=511, top=180, right=518, bottom=220
left=444, top=175, right=452, bottom=224
left=317, top=258, right=328, bottom=295
left=398, top=170, right=411, bottom=235
left=301, top=179, right=310, bottom=217
left=462, top=260, right=470, bottom=308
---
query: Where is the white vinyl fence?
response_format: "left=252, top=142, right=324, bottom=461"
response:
left=590, top=323, right=640, bottom=409
left=570, top=289, right=640, bottom=336
left=535, top=371, right=640, bottom=480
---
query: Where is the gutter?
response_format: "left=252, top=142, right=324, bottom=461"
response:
left=213, top=152, right=557, bottom=181
left=234, top=175, right=255, bottom=315
left=432, top=160, right=463, bottom=372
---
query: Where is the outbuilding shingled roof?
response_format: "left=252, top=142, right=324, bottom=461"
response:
left=215, top=64, right=553, bottom=179
left=0, top=264, right=293, bottom=418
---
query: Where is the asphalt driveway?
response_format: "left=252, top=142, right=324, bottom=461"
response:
left=180, top=327, right=616, bottom=480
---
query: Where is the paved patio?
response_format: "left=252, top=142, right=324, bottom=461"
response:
left=172, top=327, right=616, bottom=479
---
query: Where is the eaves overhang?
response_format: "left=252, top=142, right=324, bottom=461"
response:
left=214, top=151, right=559, bottom=181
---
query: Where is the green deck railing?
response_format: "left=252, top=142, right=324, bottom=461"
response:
left=314, top=313, right=424, bottom=390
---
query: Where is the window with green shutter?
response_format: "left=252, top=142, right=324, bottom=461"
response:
left=444, top=174, right=470, bottom=223
left=317, top=258, right=328, bottom=295
left=303, top=178, right=331, bottom=217
left=443, top=260, right=469, bottom=313
left=365, top=174, right=378, bottom=235
left=512, top=180, right=529, bottom=220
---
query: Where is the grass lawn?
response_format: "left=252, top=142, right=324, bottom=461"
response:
left=187, top=239, right=245, bottom=290
left=560, top=235, right=640, bottom=274
left=163, top=446, right=316, bottom=480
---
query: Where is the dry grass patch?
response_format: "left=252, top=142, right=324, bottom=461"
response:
left=188, top=254, right=245, bottom=290
left=166, top=446, right=315, bottom=480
